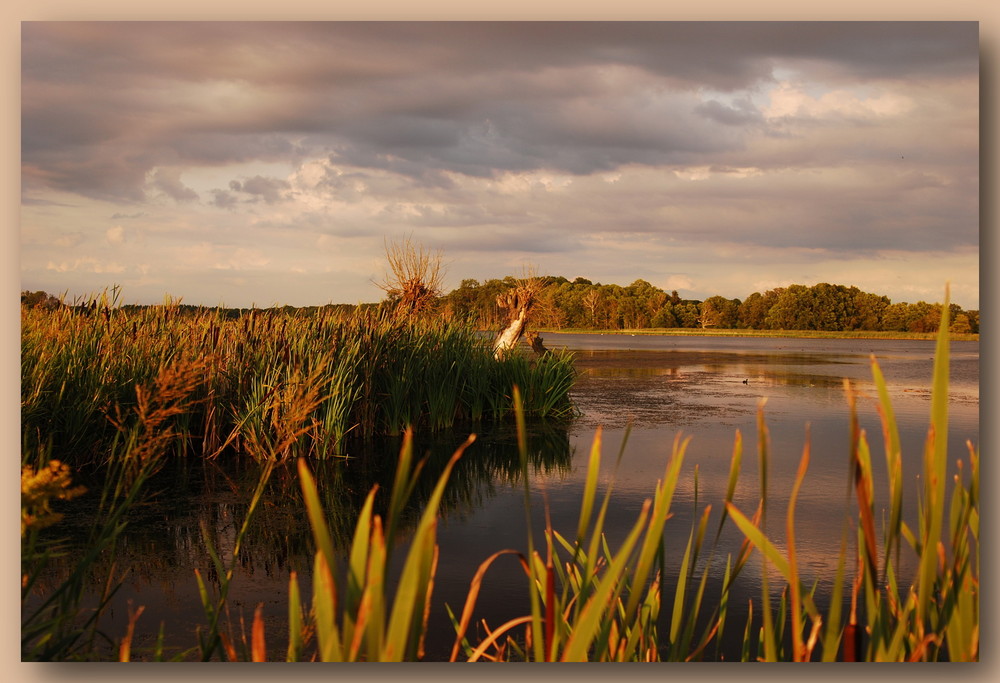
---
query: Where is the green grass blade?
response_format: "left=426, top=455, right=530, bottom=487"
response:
left=917, top=286, right=951, bottom=624
left=820, top=529, right=849, bottom=661
left=669, top=528, right=694, bottom=649
left=715, top=430, right=743, bottom=542
left=286, top=571, right=303, bottom=662
left=575, top=426, right=603, bottom=548
left=345, top=486, right=379, bottom=645
left=363, top=515, right=387, bottom=662
left=625, top=434, right=688, bottom=622
left=560, top=500, right=651, bottom=661
left=723, top=505, right=790, bottom=581
left=313, top=551, right=344, bottom=662
left=384, top=435, right=474, bottom=660
left=297, top=457, right=336, bottom=576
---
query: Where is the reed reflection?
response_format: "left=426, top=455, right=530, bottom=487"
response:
left=41, top=420, right=574, bottom=592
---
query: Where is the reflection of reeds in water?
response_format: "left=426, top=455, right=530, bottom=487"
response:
left=23, top=421, right=576, bottom=622
left=21, top=360, right=208, bottom=661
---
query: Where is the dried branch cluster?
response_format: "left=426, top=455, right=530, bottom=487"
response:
left=378, top=237, right=445, bottom=316
left=495, top=271, right=546, bottom=316
left=493, top=275, right=546, bottom=358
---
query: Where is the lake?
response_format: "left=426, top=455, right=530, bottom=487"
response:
left=37, top=333, right=979, bottom=661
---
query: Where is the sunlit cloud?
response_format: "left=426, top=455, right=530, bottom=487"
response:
left=762, top=81, right=915, bottom=120
left=46, top=257, right=126, bottom=274
left=105, top=225, right=126, bottom=245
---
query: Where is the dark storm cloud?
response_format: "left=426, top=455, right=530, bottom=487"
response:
left=169, top=134, right=303, bottom=167
left=210, top=190, right=239, bottom=209
left=636, top=168, right=979, bottom=254
left=229, top=175, right=292, bottom=204
left=21, top=21, right=978, bottom=201
left=149, top=168, right=199, bottom=202
left=695, top=99, right=764, bottom=127
left=271, top=22, right=976, bottom=87
left=431, top=228, right=583, bottom=256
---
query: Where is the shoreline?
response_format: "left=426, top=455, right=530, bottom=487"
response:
left=535, top=327, right=979, bottom=342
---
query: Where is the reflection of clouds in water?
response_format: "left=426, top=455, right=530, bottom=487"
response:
left=564, top=339, right=975, bottom=592
left=570, top=372, right=738, bottom=430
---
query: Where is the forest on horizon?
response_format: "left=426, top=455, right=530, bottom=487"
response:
left=21, top=276, right=979, bottom=335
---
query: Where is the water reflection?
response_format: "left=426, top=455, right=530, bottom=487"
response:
left=30, top=420, right=573, bottom=660
left=538, top=335, right=978, bottom=660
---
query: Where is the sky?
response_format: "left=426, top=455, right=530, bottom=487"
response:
left=20, top=21, right=980, bottom=310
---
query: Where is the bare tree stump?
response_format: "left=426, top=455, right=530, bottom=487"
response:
left=492, top=279, right=543, bottom=359
left=526, top=331, right=548, bottom=356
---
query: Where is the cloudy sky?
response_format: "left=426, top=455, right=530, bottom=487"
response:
left=20, top=21, right=980, bottom=309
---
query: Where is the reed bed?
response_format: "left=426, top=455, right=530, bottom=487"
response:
left=22, top=360, right=207, bottom=660
left=21, top=289, right=576, bottom=465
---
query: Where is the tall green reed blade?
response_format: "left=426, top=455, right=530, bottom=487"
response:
left=312, top=551, right=344, bottom=661
left=754, top=400, right=777, bottom=661
left=871, top=356, right=904, bottom=576
left=568, top=426, right=631, bottom=638
left=297, top=431, right=474, bottom=661
left=715, top=430, right=743, bottom=543
left=853, top=421, right=880, bottom=586
left=786, top=434, right=813, bottom=661
left=511, top=385, right=545, bottom=662
left=361, top=515, right=389, bottom=662
left=624, top=433, right=688, bottom=624
left=740, top=600, right=754, bottom=662
left=574, top=426, right=604, bottom=552
left=297, top=457, right=336, bottom=579
left=668, top=530, right=693, bottom=656
left=383, top=434, right=475, bottom=661
left=383, top=428, right=426, bottom=566
left=916, top=286, right=951, bottom=630
left=679, top=555, right=712, bottom=661
left=343, top=486, right=379, bottom=654
left=560, top=500, right=652, bottom=661
left=820, top=528, right=849, bottom=661
left=287, top=571, right=303, bottom=661
left=938, top=444, right=979, bottom=662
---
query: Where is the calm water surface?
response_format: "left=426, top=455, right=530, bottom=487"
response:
left=41, top=334, right=979, bottom=661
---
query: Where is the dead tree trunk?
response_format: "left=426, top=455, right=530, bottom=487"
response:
left=492, top=281, right=541, bottom=359
left=525, top=331, right=549, bottom=356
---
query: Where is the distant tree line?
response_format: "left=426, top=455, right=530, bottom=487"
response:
left=22, top=278, right=979, bottom=334
left=439, top=277, right=980, bottom=334
left=20, top=290, right=374, bottom=320
left=20, top=290, right=64, bottom=311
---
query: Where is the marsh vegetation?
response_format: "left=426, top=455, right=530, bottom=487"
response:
left=21, top=282, right=977, bottom=662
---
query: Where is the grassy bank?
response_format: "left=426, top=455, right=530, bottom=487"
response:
left=539, top=327, right=979, bottom=342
